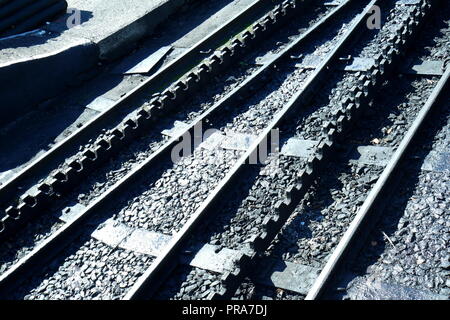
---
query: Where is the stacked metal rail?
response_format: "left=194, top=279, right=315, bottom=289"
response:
left=0, top=0, right=67, bottom=37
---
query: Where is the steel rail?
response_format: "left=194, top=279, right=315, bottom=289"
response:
left=305, top=66, right=450, bottom=300
left=0, top=0, right=275, bottom=208
left=124, top=0, right=380, bottom=300
left=0, top=0, right=356, bottom=294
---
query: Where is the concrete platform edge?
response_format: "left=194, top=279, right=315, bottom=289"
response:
left=0, top=0, right=188, bottom=126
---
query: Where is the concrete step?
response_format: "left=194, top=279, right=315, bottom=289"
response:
left=0, top=0, right=191, bottom=126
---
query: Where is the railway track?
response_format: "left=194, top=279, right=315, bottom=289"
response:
left=220, top=0, right=449, bottom=300
left=147, top=0, right=446, bottom=298
left=0, top=0, right=342, bottom=239
left=0, top=0, right=361, bottom=298
left=0, top=0, right=447, bottom=300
